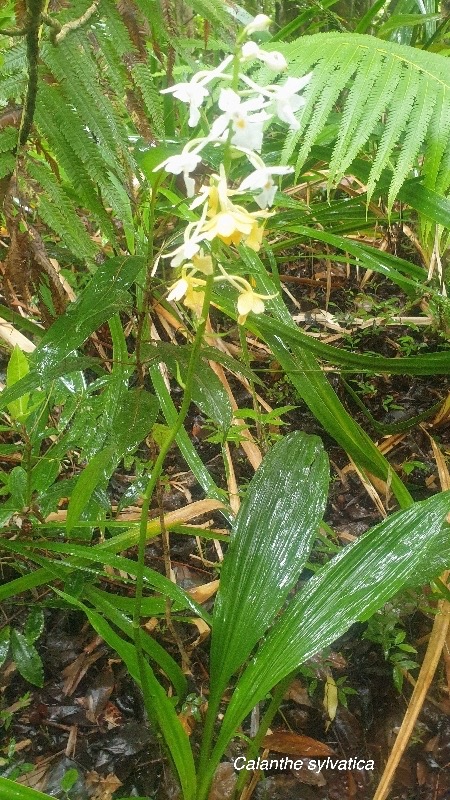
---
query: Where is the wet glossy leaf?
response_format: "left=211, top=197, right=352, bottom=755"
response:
left=85, top=586, right=188, bottom=700
left=112, top=388, right=159, bottom=455
left=0, top=626, right=10, bottom=668
left=66, top=445, right=116, bottom=534
left=24, top=608, right=45, bottom=644
left=0, top=777, right=53, bottom=800
left=10, top=629, right=44, bottom=687
left=0, top=355, right=98, bottom=411
left=208, top=491, right=450, bottom=778
left=6, top=345, right=29, bottom=421
left=148, top=343, right=232, bottom=431
left=208, top=432, right=328, bottom=712
left=30, top=256, right=144, bottom=375
left=214, top=247, right=412, bottom=510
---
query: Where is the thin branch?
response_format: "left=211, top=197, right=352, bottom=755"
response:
left=53, top=0, right=100, bottom=44
left=0, top=27, right=28, bottom=36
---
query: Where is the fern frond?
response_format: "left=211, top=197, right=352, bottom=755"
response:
left=0, top=126, right=18, bottom=152
left=185, top=0, right=232, bottom=33
left=0, top=152, right=15, bottom=179
left=27, top=160, right=98, bottom=260
left=277, top=32, right=450, bottom=209
left=131, top=63, right=165, bottom=139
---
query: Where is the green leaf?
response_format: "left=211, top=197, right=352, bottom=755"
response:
left=31, top=256, right=144, bottom=376
left=10, top=629, right=44, bottom=687
left=0, top=355, right=98, bottom=412
left=6, top=346, right=29, bottom=421
left=112, top=389, right=159, bottom=457
left=60, top=769, right=78, bottom=793
left=150, top=363, right=232, bottom=521
left=214, top=248, right=412, bottom=509
left=205, top=491, right=450, bottom=788
left=24, top=608, right=45, bottom=644
left=8, top=466, right=28, bottom=509
left=66, top=446, right=116, bottom=534
left=54, top=589, right=197, bottom=800
left=200, top=432, right=328, bottom=771
left=0, top=777, right=53, bottom=800
left=149, top=343, right=233, bottom=430
left=85, top=586, right=187, bottom=700
left=0, top=626, right=10, bottom=668
left=257, top=314, right=450, bottom=376
left=277, top=32, right=450, bottom=203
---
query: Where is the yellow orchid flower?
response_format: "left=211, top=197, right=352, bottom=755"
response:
left=198, top=166, right=269, bottom=250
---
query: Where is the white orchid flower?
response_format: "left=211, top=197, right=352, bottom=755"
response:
left=161, top=82, right=209, bottom=127
left=269, top=74, right=312, bottom=130
left=167, top=277, right=190, bottom=303
left=241, top=41, right=288, bottom=71
left=163, top=208, right=208, bottom=267
left=239, top=165, right=293, bottom=208
left=237, top=288, right=266, bottom=322
left=160, top=56, right=234, bottom=128
left=153, top=151, right=202, bottom=197
left=210, top=88, right=271, bottom=152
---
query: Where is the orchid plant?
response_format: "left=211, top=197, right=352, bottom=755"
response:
left=154, top=14, right=311, bottom=325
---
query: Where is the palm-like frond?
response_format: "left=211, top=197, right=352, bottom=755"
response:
left=276, top=33, right=450, bottom=209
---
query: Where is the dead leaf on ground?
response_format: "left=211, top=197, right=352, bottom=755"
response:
left=207, top=762, right=237, bottom=800
left=85, top=770, right=122, bottom=800
left=262, top=730, right=334, bottom=758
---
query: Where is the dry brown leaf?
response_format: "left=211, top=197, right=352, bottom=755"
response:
left=62, top=645, right=104, bottom=696
left=187, top=579, right=219, bottom=604
left=190, top=617, right=210, bottom=646
left=262, top=731, right=334, bottom=757
left=208, top=762, right=237, bottom=800
left=85, top=771, right=122, bottom=800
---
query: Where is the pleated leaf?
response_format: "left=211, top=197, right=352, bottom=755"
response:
left=205, top=491, right=450, bottom=786
left=209, top=432, right=328, bottom=706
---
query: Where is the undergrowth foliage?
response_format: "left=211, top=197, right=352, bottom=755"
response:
left=1, top=2, right=450, bottom=800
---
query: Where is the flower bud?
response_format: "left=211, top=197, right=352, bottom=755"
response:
left=244, top=14, right=272, bottom=35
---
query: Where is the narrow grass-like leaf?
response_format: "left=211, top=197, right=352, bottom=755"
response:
left=0, top=539, right=209, bottom=622
left=216, top=249, right=412, bottom=508
left=257, top=315, right=450, bottom=376
left=54, top=590, right=196, bottom=800
left=150, top=363, right=232, bottom=521
left=85, top=586, right=187, bottom=699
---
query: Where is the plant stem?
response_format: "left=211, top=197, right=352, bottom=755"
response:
left=132, top=273, right=213, bottom=717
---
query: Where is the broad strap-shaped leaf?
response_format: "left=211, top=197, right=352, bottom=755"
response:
left=209, top=432, right=328, bottom=706
left=202, top=491, right=450, bottom=793
left=272, top=32, right=450, bottom=208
